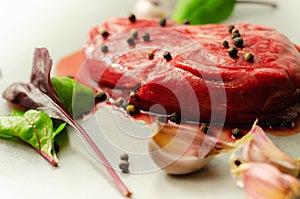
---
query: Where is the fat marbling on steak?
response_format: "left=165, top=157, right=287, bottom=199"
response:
left=81, top=17, right=300, bottom=126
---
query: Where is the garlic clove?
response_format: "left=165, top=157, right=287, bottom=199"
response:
left=148, top=121, right=242, bottom=175
left=231, top=162, right=300, bottom=199
left=243, top=124, right=300, bottom=177
left=148, top=138, right=212, bottom=175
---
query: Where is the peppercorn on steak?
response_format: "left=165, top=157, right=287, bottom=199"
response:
left=79, top=17, right=300, bottom=126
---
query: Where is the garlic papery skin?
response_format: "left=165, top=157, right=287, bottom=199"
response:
left=148, top=121, right=241, bottom=175
left=133, top=0, right=166, bottom=19
left=243, top=124, right=300, bottom=177
left=231, top=162, right=300, bottom=199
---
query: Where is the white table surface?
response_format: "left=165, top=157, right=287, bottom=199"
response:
left=0, top=0, right=300, bottom=198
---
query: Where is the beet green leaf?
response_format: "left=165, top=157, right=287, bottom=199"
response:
left=0, top=110, right=66, bottom=166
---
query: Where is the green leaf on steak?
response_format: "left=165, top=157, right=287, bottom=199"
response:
left=172, top=0, right=235, bottom=24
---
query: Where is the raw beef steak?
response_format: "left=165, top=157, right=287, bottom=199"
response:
left=80, top=17, right=300, bottom=126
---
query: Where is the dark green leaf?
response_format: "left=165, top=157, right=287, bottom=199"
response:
left=172, top=0, right=235, bottom=24
left=50, top=77, right=95, bottom=118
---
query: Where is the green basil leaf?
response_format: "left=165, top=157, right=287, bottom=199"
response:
left=172, top=0, right=235, bottom=24
left=51, top=77, right=95, bottom=118
left=0, top=110, right=66, bottom=166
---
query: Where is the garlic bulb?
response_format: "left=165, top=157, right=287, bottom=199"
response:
left=133, top=0, right=177, bottom=19
left=148, top=121, right=244, bottom=175
left=133, top=0, right=166, bottom=19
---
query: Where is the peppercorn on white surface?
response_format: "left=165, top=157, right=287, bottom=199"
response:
left=1, top=0, right=300, bottom=199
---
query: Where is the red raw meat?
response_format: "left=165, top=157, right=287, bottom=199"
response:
left=80, top=17, right=300, bottom=126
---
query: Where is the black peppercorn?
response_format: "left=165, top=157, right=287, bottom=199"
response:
left=228, top=25, right=235, bottom=33
left=223, top=40, right=229, bottom=48
left=169, top=112, right=181, bottom=124
left=131, top=29, right=138, bottom=39
left=101, top=45, right=109, bottom=53
left=142, top=32, right=151, bottom=42
left=163, top=51, right=172, bottom=61
left=119, top=160, right=129, bottom=173
left=232, top=128, right=244, bottom=139
left=200, top=123, right=209, bottom=134
left=120, top=153, right=129, bottom=161
left=228, top=47, right=238, bottom=58
left=95, top=92, right=107, bottom=103
left=159, top=18, right=166, bottom=27
left=244, top=53, right=254, bottom=62
left=233, top=158, right=242, bottom=167
left=128, top=13, right=136, bottom=23
left=231, top=28, right=239, bottom=34
left=233, top=37, right=244, bottom=48
left=100, top=29, right=110, bottom=38
left=232, top=32, right=241, bottom=39
left=126, top=104, right=139, bottom=116
left=147, top=51, right=154, bottom=60
left=127, top=37, right=135, bottom=46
